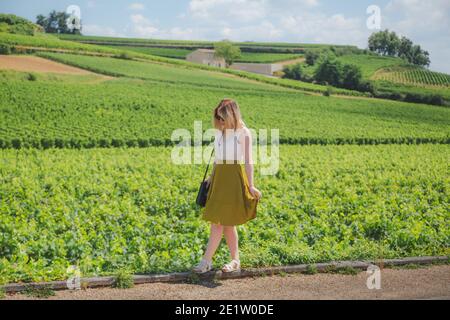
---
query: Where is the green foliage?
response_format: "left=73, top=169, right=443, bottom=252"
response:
left=113, top=269, right=134, bottom=289
left=114, top=51, right=133, bottom=60
left=36, top=10, right=81, bottom=35
left=109, top=46, right=301, bottom=63
left=23, top=285, right=56, bottom=298
left=27, top=73, right=37, bottom=81
left=0, top=14, right=43, bottom=35
left=305, top=49, right=321, bottom=66
left=323, top=86, right=333, bottom=97
left=373, top=66, right=450, bottom=87
left=0, top=33, right=364, bottom=97
left=0, top=288, right=5, bottom=299
left=368, top=29, right=430, bottom=67
left=314, top=55, right=342, bottom=86
left=314, top=56, right=368, bottom=92
left=214, top=40, right=242, bottom=67
left=0, top=145, right=448, bottom=284
left=282, top=63, right=307, bottom=81
left=0, top=44, right=11, bottom=55
left=304, top=265, right=318, bottom=275
left=1, top=66, right=449, bottom=150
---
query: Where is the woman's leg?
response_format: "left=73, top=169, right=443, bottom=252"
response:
left=223, top=226, right=239, bottom=261
left=203, top=223, right=224, bottom=261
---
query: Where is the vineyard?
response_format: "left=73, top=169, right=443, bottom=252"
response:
left=0, top=145, right=448, bottom=284
left=1, top=68, right=449, bottom=150
left=0, top=23, right=449, bottom=288
left=373, top=67, right=450, bottom=87
left=106, top=46, right=303, bottom=63
left=58, top=33, right=353, bottom=50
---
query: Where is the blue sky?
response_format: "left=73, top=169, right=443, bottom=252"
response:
left=1, top=0, right=449, bottom=72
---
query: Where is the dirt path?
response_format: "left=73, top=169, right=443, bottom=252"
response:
left=5, top=265, right=449, bottom=300
left=0, top=55, right=108, bottom=76
left=278, top=57, right=306, bottom=66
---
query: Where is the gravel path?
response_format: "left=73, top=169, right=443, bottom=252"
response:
left=5, top=265, right=449, bottom=300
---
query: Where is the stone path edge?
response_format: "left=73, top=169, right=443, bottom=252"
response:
left=1, top=255, right=448, bottom=294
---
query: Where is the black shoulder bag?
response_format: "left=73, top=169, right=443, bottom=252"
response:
left=196, top=133, right=222, bottom=207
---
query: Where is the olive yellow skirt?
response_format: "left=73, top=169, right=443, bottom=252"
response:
left=201, top=161, right=258, bottom=226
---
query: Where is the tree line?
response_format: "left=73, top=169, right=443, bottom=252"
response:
left=36, top=10, right=82, bottom=35
left=368, top=29, right=430, bottom=67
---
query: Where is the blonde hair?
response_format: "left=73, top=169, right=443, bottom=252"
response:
left=212, top=98, right=246, bottom=132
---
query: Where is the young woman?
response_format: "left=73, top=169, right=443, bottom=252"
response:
left=192, top=98, right=262, bottom=274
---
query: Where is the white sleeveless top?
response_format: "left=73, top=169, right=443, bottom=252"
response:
left=214, top=128, right=246, bottom=163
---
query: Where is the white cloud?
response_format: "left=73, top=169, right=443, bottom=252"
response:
left=218, top=20, right=283, bottom=41
left=129, top=14, right=200, bottom=40
left=82, top=24, right=124, bottom=37
left=383, top=0, right=450, bottom=72
left=279, top=12, right=367, bottom=46
left=130, top=14, right=158, bottom=37
left=129, top=3, right=145, bottom=11
left=188, top=0, right=269, bottom=23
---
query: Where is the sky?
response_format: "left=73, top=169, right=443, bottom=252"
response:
left=1, top=0, right=449, bottom=73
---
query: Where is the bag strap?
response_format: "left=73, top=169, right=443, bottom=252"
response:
left=202, top=132, right=223, bottom=182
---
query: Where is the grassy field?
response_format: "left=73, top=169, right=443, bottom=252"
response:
left=337, top=54, right=406, bottom=78
left=1, top=68, right=449, bottom=149
left=0, top=144, right=448, bottom=284
left=373, top=66, right=450, bottom=87
left=57, top=34, right=355, bottom=50
left=105, top=46, right=303, bottom=63
left=0, top=33, right=366, bottom=96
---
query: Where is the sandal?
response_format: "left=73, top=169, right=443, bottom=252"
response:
left=192, top=258, right=213, bottom=274
left=222, top=259, right=241, bottom=273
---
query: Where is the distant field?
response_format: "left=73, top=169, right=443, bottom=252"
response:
left=107, top=46, right=302, bottom=63
left=373, top=66, right=450, bottom=87
left=1, top=67, right=449, bottom=149
left=0, top=33, right=363, bottom=96
left=57, top=34, right=355, bottom=50
left=337, top=54, right=407, bottom=78
left=36, top=52, right=288, bottom=92
left=110, top=46, right=194, bottom=59
left=0, top=55, right=96, bottom=75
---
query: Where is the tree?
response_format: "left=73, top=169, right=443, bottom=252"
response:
left=36, top=10, right=81, bottom=34
left=341, top=64, right=363, bottom=91
left=368, top=29, right=399, bottom=56
left=214, top=40, right=241, bottom=67
left=0, top=13, right=43, bottom=35
left=305, top=49, right=321, bottom=66
left=410, top=45, right=430, bottom=67
left=314, top=55, right=342, bottom=86
left=368, top=29, right=430, bottom=67
left=398, top=36, right=413, bottom=61
left=282, top=63, right=305, bottom=81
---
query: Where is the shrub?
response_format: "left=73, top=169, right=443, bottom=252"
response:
left=341, top=64, right=363, bottom=91
left=305, top=49, right=321, bottom=66
left=113, top=269, right=134, bottom=289
left=314, top=56, right=342, bottom=87
left=323, top=86, right=333, bottom=97
left=27, top=73, right=37, bottom=81
left=115, top=52, right=133, bottom=60
left=0, top=44, right=11, bottom=55
left=304, top=264, right=318, bottom=275
left=282, top=63, right=305, bottom=81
